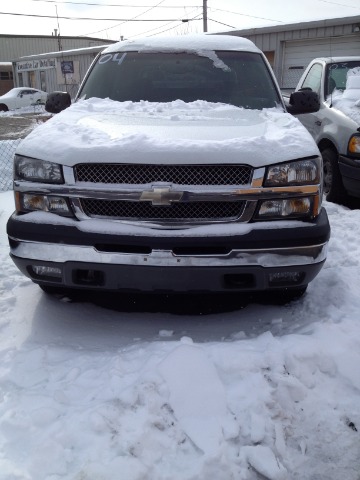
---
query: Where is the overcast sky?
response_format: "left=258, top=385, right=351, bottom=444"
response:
left=1, top=0, right=360, bottom=41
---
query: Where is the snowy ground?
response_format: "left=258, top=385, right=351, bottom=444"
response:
left=1, top=193, right=360, bottom=480
left=1, top=116, right=360, bottom=480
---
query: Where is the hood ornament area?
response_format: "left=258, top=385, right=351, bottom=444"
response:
left=139, top=187, right=184, bottom=206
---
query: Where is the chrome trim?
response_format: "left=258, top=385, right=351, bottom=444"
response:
left=9, top=238, right=328, bottom=268
left=12, top=164, right=321, bottom=226
left=13, top=181, right=321, bottom=201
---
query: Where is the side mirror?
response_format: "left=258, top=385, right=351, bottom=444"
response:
left=286, top=90, right=320, bottom=115
left=45, top=91, right=71, bottom=114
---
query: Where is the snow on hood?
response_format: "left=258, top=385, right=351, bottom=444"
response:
left=17, top=98, right=319, bottom=168
left=329, top=67, right=360, bottom=126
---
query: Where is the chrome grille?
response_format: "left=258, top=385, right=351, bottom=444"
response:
left=81, top=199, right=246, bottom=221
left=75, top=163, right=252, bottom=186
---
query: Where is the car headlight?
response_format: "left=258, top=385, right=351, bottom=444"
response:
left=348, top=135, right=360, bottom=156
left=14, top=155, right=63, bottom=184
left=264, top=157, right=321, bottom=187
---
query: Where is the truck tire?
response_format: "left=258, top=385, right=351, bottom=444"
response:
left=321, top=147, right=347, bottom=203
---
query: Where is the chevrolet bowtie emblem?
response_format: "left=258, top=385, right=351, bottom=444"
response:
left=139, top=187, right=184, bottom=206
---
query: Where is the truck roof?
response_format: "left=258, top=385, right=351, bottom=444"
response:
left=310, top=56, right=360, bottom=64
left=102, top=34, right=261, bottom=55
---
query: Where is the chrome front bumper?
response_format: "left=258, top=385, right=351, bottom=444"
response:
left=10, top=238, right=328, bottom=268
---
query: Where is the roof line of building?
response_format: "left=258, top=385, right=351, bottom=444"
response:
left=0, top=33, right=116, bottom=43
left=14, top=44, right=110, bottom=62
left=219, top=14, right=360, bottom=37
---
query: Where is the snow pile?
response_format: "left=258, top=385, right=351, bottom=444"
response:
left=1, top=190, right=360, bottom=480
left=330, top=67, right=360, bottom=125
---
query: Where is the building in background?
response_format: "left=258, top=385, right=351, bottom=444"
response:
left=12, top=45, right=111, bottom=99
left=0, top=63, right=13, bottom=96
left=5, top=15, right=360, bottom=98
left=0, top=34, right=114, bottom=95
left=0, top=34, right=113, bottom=63
left=220, top=15, right=360, bottom=90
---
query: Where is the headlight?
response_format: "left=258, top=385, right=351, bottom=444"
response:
left=348, top=135, right=360, bottom=156
left=14, top=155, right=63, bottom=183
left=264, top=158, right=321, bottom=187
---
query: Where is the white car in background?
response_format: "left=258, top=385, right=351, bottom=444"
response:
left=0, top=87, right=48, bottom=112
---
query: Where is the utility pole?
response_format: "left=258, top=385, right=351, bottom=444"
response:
left=203, top=0, right=208, bottom=32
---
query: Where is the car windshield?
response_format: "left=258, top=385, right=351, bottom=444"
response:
left=78, top=50, right=281, bottom=110
left=325, top=60, right=360, bottom=96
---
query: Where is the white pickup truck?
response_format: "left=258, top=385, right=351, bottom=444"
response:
left=7, top=35, right=330, bottom=300
left=292, top=56, right=360, bottom=203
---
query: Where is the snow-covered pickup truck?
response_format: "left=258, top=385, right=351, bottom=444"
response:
left=291, top=56, right=360, bottom=203
left=7, top=35, right=330, bottom=300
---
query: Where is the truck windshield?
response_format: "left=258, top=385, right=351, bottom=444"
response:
left=326, top=61, right=360, bottom=96
left=78, top=50, right=281, bottom=110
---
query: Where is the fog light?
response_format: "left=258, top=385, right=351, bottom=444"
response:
left=32, top=265, right=62, bottom=278
left=19, top=193, right=72, bottom=216
left=268, top=271, right=304, bottom=286
left=258, top=198, right=311, bottom=218
left=47, top=196, right=71, bottom=215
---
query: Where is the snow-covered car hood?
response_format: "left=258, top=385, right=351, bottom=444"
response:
left=17, top=97, right=319, bottom=167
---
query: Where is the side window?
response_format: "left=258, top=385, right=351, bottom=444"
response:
left=300, top=63, right=322, bottom=95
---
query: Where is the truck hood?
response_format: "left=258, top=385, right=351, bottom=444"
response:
left=17, top=98, right=319, bottom=167
left=330, top=88, right=360, bottom=127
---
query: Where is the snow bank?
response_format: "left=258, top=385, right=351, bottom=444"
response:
left=1, top=190, right=360, bottom=479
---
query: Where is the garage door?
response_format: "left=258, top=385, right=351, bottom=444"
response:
left=281, top=36, right=360, bottom=89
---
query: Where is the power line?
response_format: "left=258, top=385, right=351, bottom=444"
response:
left=86, top=6, right=200, bottom=38
left=316, top=0, right=360, bottom=9
left=83, top=0, right=166, bottom=36
left=27, top=0, right=201, bottom=7
left=209, top=8, right=284, bottom=24
left=0, top=11, right=201, bottom=22
left=133, top=10, right=203, bottom=38
left=207, top=17, right=235, bottom=29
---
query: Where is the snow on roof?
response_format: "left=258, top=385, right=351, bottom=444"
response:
left=317, top=56, right=360, bottom=63
left=103, top=34, right=260, bottom=55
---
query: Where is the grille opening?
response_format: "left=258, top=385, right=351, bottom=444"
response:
left=173, top=246, right=231, bottom=256
left=95, top=244, right=151, bottom=254
left=223, top=273, right=255, bottom=289
left=75, top=163, right=252, bottom=186
left=73, top=269, right=104, bottom=286
left=81, top=199, right=245, bottom=221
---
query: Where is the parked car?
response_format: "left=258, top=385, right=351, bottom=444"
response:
left=290, top=56, right=360, bottom=203
left=0, top=87, right=48, bottom=111
left=7, top=35, right=330, bottom=301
